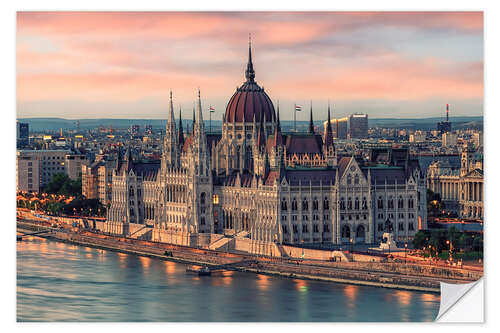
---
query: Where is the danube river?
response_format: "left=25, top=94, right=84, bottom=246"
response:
left=17, top=236, right=440, bottom=322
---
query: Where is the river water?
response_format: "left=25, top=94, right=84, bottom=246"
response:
left=17, top=236, right=440, bottom=322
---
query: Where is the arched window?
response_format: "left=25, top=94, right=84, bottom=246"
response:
left=347, top=175, right=352, bottom=185
left=354, top=174, right=359, bottom=184
left=388, top=196, right=394, bottom=209
left=340, top=197, right=345, bottom=210
left=200, top=192, right=206, bottom=206
left=355, top=197, right=360, bottom=210
left=408, top=196, right=414, bottom=209
left=398, top=196, right=404, bottom=209
left=362, top=197, right=367, bottom=210
left=302, top=198, right=309, bottom=211
left=377, top=196, right=384, bottom=209
left=347, top=197, right=352, bottom=210
left=313, top=198, right=319, bottom=210
left=323, top=197, right=329, bottom=210
left=292, top=198, right=298, bottom=211
left=356, top=225, right=365, bottom=238
left=342, top=225, right=350, bottom=238
left=129, top=187, right=134, bottom=197
left=281, top=199, right=288, bottom=211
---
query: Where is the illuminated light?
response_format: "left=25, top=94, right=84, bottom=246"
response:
left=421, top=293, right=440, bottom=303
left=212, top=194, right=219, bottom=205
left=164, top=261, right=176, bottom=274
left=344, top=284, right=358, bottom=301
left=395, top=290, right=412, bottom=306
left=256, top=274, right=270, bottom=290
left=294, top=279, right=308, bottom=292
left=139, top=256, right=151, bottom=269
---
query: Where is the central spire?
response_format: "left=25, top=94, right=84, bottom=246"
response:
left=245, top=33, right=255, bottom=83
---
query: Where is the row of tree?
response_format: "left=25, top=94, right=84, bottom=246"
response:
left=18, top=173, right=106, bottom=217
left=412, top=227, right=483, bottom=256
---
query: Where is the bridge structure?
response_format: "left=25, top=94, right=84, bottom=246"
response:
left=17, top=229, right=53, bottom=241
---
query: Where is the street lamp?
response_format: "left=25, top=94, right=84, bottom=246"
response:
left=350, top=237, right=353, bottom=253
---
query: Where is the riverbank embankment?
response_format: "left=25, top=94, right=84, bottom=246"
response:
left=17, top=220, right=482, bottom=293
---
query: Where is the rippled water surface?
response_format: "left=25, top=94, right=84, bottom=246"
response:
left=17, top=236, right=440, bottom=322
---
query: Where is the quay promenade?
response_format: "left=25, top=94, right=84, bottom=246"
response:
left=17, top=218, right=482, bottom=293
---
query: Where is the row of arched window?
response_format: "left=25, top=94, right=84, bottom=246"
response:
left=377, top=195, right=414, bottom=209
left=281, top=197, right=330, bottom=211
left=340, top=197, right=368, bottom=210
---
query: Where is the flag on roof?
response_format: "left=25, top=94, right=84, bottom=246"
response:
left=209, top=106, right=215, bottom=113
left=295, top=105, right=302, bottom=111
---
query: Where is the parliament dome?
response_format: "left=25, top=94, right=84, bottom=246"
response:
left=224, top=41, right=276, bottom=123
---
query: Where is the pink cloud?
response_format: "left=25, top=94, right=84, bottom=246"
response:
left=16, top=11, right=483, bottom=117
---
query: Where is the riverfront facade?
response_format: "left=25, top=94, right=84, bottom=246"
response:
left=104, top=42, right=427, bottom=253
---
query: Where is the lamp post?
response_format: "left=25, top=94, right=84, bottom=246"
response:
left=446, top=239, right=453, bottom=262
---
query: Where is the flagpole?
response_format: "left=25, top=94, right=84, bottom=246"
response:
left=209, top=105, right=212, bottom=133
left=294, top=103, right=296, bottom=132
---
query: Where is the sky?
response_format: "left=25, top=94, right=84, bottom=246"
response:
left=16, top=11, right=483, bottom=121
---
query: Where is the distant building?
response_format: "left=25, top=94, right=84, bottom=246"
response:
left=427, top=144, right=483, bottom=219
left=472, top=132, right=483, bottom=148
left=129, top=125, right=140, bottom=135
left=16, top=122, right=29, bottom=148
left=409, top=131, right=426, bottom=143
left=16, top=149, right=72, bottom=192
left=145, top=125, right=153, bottom=135
left=82, top=158, right=114, bottom=204
left=442, top=132, right=457, bottom=147
left=348, top=114, right=368, bottom=139
left=64, top=154, right=87, bottom=180
left=437, top=104, right=452, bottom=134
left=323, top=114, right=368, bottom=140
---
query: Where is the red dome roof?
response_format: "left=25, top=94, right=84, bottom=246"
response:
left=225, top=83, right=275, bottom=123
left=224, top=39, right=276, bottom=123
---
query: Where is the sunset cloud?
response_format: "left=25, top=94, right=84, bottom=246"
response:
left=16, top=11, right=483, bottom=119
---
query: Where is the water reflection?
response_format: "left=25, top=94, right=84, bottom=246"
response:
left=395, top=290, right=412, bottom=306
left=17, top=238, right=440, bottom=322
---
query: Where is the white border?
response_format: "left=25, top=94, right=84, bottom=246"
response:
left=3, top=0, right=497, bottom=331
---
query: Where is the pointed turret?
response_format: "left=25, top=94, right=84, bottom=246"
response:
left=308, top=101, right=314, bottom=134
left=273, top=103, right=283, bottom=146
left=115, top=146, right=122, bottom=172
left=162, top=90, right=179, bottom=169
left=192, top=103, right=196, bottom=133
left=245, top=34, right=255, bottom=83
left=325, top=103, right=334, bottom=147
left=178, top=107, right=185, bottom=148
left=124, top=145, right=133, bottom=172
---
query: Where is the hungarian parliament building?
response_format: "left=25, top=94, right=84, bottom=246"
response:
left=105, top=42, right=428, bottom=254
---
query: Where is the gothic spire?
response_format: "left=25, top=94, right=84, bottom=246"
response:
left=325, top=102, right=334, bottom=146
left=245, top=33, right=255, bottom=83
left=196, top=88, right=204, bottom=129
left=178, top=106, right=185, bottom=148
left=274, top=103, right=283, bottom=147
left=309, top=101, right=314, bottom=134
left=192, top=103, right=196, bottom=133
left=168, top=89, right=175, bottom=125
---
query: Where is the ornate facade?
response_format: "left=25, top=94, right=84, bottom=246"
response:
left=427, top=144, right=483, bottom=219
left=106, top=41, right=428, bottom=249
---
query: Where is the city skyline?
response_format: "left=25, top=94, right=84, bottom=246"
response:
left=17, top=12, right=483, bottom=120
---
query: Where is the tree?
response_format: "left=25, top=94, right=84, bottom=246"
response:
left=413, top=230, right=430, bottom=250
left=43, top=173, right=82, bottom=197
